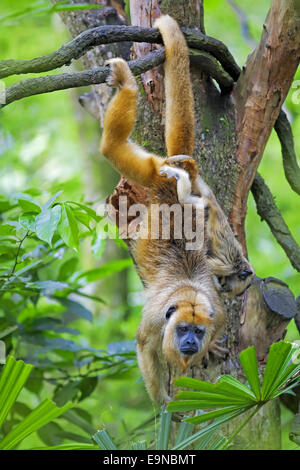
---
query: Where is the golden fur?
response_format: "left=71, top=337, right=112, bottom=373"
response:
left=100, top=15, right=253, bottom=404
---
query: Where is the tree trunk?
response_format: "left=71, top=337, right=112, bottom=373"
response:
left=54, top=0, right=300, bottom=450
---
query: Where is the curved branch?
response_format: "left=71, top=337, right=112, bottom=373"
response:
left=275, top=109, right=300, bottom=196
left=190, top=51, right=233, bottom=93
left=1, top=48, right=233, bottom=107
left=251, top=173, right=300, bottom=272
left=181, top=27, right=240, bottom=80
left=1, top=49, right=165, bottom=107
left=0, top=24, right=240, bottom=81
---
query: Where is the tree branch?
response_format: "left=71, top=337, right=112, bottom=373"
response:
left=1, top=47, right=234, bottom=107
left=251, top=173, right=300, bottom=272
left=275, top=109, right=300, bottom=196
left=190, top=51, right=233, bottom=92
left=1, top=49, right=164, bottom=107
left=0, top=24, right=239, bottom=81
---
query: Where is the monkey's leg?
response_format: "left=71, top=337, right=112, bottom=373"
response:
left=154, top=15, right=195, bottom=157
left=100, top=58, right=164, bottom=188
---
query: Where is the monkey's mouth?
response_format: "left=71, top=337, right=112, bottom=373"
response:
left=180, top=347, right=198, bottom=356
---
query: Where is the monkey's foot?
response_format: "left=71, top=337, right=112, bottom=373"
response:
left=159, top=165, right=180, bottom=181
left=166, top=155, right=198, bottom=182
left=207, top=336, right=229, bottom=359
left=105, top=58, right=137, bottom=91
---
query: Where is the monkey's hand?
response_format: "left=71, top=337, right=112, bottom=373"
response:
left=105, top=58, right=138, bottom=91
left=165, top=155, right=198, bottom=184
left=159, top=165, right=192, bottom=204
left=159, top=165, right=180, bottom=181
left=207, top=336, right=229, bottom=359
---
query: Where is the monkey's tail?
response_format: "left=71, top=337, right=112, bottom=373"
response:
left=154, top=15, right=195, bottom=157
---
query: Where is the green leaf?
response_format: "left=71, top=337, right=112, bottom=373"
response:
left=37, top=422, right=63, bottom=447
left=56, top=297, right=93, bottom=322
left=0, top=223, right=17, bottom=236
left=171, top=409, right=243, bottom=450
left=173, top=377, right=218, bottom=392
left=42, top=191, right=63, bottom=211
left=0, top=356, right=33, bottom=428
left=156, top=407, right=172, bottom=450
left=92, top=235, right=107, bottom=259
left=264, top=343, right=300, bottom=399
left=62, top=409, right=95, bottom=436
left=261, top=341, right=293, bottom=400
left=53, top=382, right=80, bottom=407
left=78, top=376, right=98, bottom=401
left=195, top=429, right=217, bottom=450
left=0, top=399, right=72, bottom=450
left=19, top=213, right=37, bottom=232
left=76, top=258, right=133, bottom=283
left=207, top=435, right=227, bottom=450
left=73, top=210, right=92, bottom=230
left=58, top=203, right=79, bottom=250
left=238, top=346, right=261, bottom=400
left=175, top=390, right=251, bottom=407
left=93, top=430, right=117, bottom=450
left=31, top=444, right=99, bottom=450
left=132, top=440, right=147, bottom=450
left=15, top=259, right=44, bottom=276
left=26, top=280, right=68, bottom=293
left=0, top=325, right=18, bottom=339
left=12, top=193, right=41, bottom=213
left=35, top=205, right=61, bottom=246
left=66, top=201, right=101, bottom=222
left=185, top=406, right=249, bottom=425
left=53, top=3, right=104, bottom=13
left=216, top=375, right=256, bottom=401
left=174, top=421, right=194, bottom=448
left=58, top=257, right=78, bottom=281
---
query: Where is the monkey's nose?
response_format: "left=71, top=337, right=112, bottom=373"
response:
left=239, top=269, right=253, bottom=280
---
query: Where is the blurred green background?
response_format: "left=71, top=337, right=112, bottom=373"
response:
left=0, top=0, right=299, bottom=450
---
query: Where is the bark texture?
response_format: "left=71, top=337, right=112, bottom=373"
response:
left=53, top=0, right=300, bottom=450
left=232, top=0, right=300, bottom=248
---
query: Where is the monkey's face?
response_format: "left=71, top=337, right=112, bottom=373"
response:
left=162, top=289, right=213, bottom=371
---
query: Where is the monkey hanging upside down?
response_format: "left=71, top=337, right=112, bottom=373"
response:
left=100, top=15, right=254, bottom=404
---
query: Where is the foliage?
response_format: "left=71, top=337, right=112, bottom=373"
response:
left=0, top=356, right=73, bottom=449
left=90, top=408, right=226, bottom=451
left=0, top=188, right=135, bottom=441
left=168, top=342, right=300, bottom=449
left=0, top=1, right=104, bottom=25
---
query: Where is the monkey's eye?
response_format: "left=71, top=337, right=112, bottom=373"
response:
left=194, top=327, right=205, bottom=337
left=178, top=326, right=188, bottom=333
left=165, top=305, right=176, bottom=319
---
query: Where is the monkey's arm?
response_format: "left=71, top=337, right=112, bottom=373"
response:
left=100, top=59, right=164, bottom=188
left=137, top=342, right=170, bottom=405
left=137, top=318, right=170, bottom=405
left=155, top=15, right=195, bottom=157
